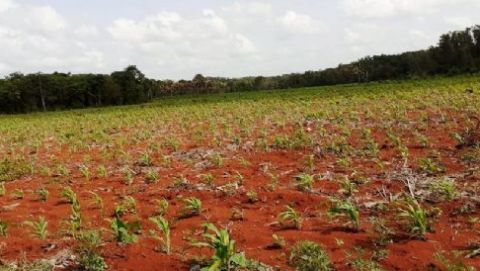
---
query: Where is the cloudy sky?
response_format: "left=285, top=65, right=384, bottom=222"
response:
left=0, top=0, right=479, bottom=80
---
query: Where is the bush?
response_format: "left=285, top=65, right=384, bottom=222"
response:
left=289, top=241, right=333, bottom=271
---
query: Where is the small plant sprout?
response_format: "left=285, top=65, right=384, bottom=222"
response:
left=114, top=196, right=137, bottom=217
left=181, top=197, right=202, bottom=218
left=398, top=197, right=431, bottom=238
left=110, top=217, right=140, bottom=244
left=269, top=234, right=286, bottom=249
left=25, top=216, right=48, bottom=240
left=0, top=220, right=8, bottom=237
left=289, top=241, right=333, bottom=271
left=295, top=173, right=315, bottom=192
left=89, top=192, right=104, bottom=211
left=79, top=164, right=91, bottom=181
left=246, top=191, right=259, bottom=203
left=122, top=167, right=136, bottom=185
left=327, top=198, right=360, bottom=231
left=145, top=169, right=159, bottom=184
left=138, top=152, right=153, bottom=166
left=199, top=173, right=215, bottom=186
left=75, top=230, right=107, bottom=271
left=12, top=188, right=24, bottom=200
left=96, top=165, right=108, bottom=178
left=0, top=182, right=6, bottom=196
left=61, top=187, right=78, bottom=204
left=278, top=205, right=303, bottom=230
left=155, top=198, right=169, bottom=216
left=192, top=223, right=256, bottom=270
left=430, top=178, right=458, bottom=201
left=304, top=154, right=316, bottom=172
left=149, top=216, right=171, bottom=254
left=209, top=153, right=224, bottom=167
left=35, top=187, right=49, bottom=202
left=418, top=158, right=444, bottom=174
left=339, top=178, right=358, bottom=197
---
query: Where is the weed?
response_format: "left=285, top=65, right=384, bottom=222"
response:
left=289, top=241, right=333, bottom=271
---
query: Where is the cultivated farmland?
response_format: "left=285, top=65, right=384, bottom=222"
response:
left=0, top=75, right=480, bottom=271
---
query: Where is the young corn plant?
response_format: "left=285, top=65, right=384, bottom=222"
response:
left=110, top=217, right=139, bottom=244
left=295, top=173, right=315, bottom=192
left=339, top=178, right=358, bottom=197
left=181, top=197, right=202, bottom=218
left=75, top=230, right=107, bottom=271
left=398, top=197, right=431, bottom=239
left=12, top=188, right=24, bottom=200
left=0, top=182, right=5, bottom=196
left=96, top=165, right=108, bottom=178
left=145, top=169, right=159, bottom=184
left=430, top=179, right=458, bottom=201
left=25, top=216, right=48, bottom=240
left=278, top=205, right=303, bottom=230
left=149, top=216, right=171, bottom=254
left=327, top=198, right=360, bottom=231
left=61, top=187, right=78, bottom=204
left=138, top=152, right=153, bottom=167
left=35, top=187, right=49, bottom=202
left=155, top=198, right=169, bottom=216
left=79, top=164, right=92, bottom=181
left=192, top=223, right=265, bottom=271
left=0, top=220, right=8, bottom=237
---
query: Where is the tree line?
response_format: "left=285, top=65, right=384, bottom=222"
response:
left=1, top=25, right=480, bottom=113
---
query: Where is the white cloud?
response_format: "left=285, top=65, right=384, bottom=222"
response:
left=341, top=0, right=479, bottom=19
left=444, top=16, right=473, bottom=29
left=108, top=12, right=182, bottom=42
left=277, top=11, right=323, bottom=34
left=0, top=0, right=15, bottom=13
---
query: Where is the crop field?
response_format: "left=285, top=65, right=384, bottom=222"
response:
left=0, top=75, right=480, bottom=271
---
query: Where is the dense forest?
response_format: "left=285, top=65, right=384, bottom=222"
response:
left=1, top=25, right=479, bottom=113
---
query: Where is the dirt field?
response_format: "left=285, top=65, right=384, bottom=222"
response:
left=1, top=76, right=480, bottom=270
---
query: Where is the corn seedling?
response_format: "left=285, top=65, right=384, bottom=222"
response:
left=75, top=230, right=107, bottom=271
left=149, top=216, right=171, bottom=254
left=295, top=173, right=315, bottom=192
left=181, top=197, right=202, bottom=218
left=155, top=198, right=169, bottom=216
left=0, top=220, right=8, bottom=237
left=12, top=188, right=24, bottom=200
left=0, top=182, right=5, bottom=196
left=327, top=198, right=360, bottom=231
left=398, top=197, right=431, bottom=238
left=25, top=216, right=48, bottom=240
left=278, top=205, right=303, bottom=230
left=35, top=187, right=49, bottom=202
left=110, top=217, right=139, bottom=244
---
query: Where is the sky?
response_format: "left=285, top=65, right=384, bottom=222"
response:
left=0, top=0, right=479, bottom=80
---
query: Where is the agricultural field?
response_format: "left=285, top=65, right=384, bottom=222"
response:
left=0, top=75, right=480, bottom=271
